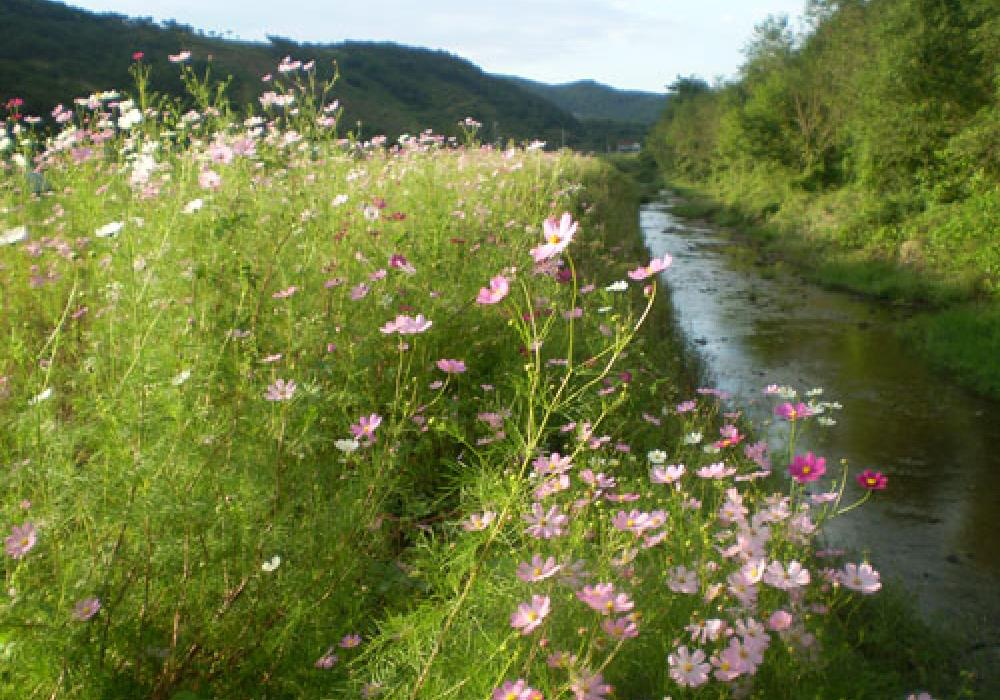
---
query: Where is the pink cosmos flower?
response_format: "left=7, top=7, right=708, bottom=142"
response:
left=712, top=638, right=748, bottom=681
left=72, top=597, right=101, bottom=621
left=714, top=424, right=743, bottom=449
left=389, top=253, right=416, bottom=274
left=350, top=413, right=382, bottom=443
left=350, top=283, right=370, bottom=300
left=627, top=253, right=672, bottom=280
left=272, top=286, right=298, bottom=299
left=198, top=169, right=221, bottom=190
left=436, top=359, right=466, bottom=374
left=314, top=648, right=338, bottom=669
left=744, top=440, right=771, bottom=469
left=768, top=609, right=793, bottom=631
left=774, top=401, right=813, bottom=421
left=534, top=475, right=570, bottom=500
left=727, top=571, right=758, bottom=607
left=763, top=560, right=811, bottom=590
left=602, top=616, right=639, bottom=640
left=493, top=680, right=543, bottom=700
left=856, top=469, right=888, bottom=490
left=789, top=452, right=826, bottom=483
left=650, top=464, right=685, bottom=485
left=667, top=565, right=699, bottom=594
left=576, top=583, right=633, bottom=616
left=265, top=378, right=296, bottom=401
left=532, top=452, right=573, bottom=477
left=517, top=554, right=561, bottom=582
left=530, top=212, right=577, bottom=262
left=5, top=522, right=37, bottom=559
left=477, top=274, right=510, bottom=304
left=571, top=669, right=613, bottom=700
left=579, top=469, right=616, bottom=489
left=668, top=645, right=710, bottom=688
left=168, top=50, right=192, bottom=63
left=838, top=562, right=882, bottom=594
left=462, top=510, right=496, bottom=531
left=547, top=650, right=577, bottom=668
left=339, top=633, right=362, bottom=648
left=523, top=502, right=568, bottom=539
left=696, top=462, right=736, bottom=479
left=380, top=314, right=432, bottom=335
left=611, top=510, right=653, bottom=535
left=906, top=693, right=935, bottom=700
left=676, top=399, right=697, bottom=413
left=510, top=595, right=550, bottom=634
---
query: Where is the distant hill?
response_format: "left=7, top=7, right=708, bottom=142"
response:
left=505, top=77, right=667, bottom=125
left=0, top=0, right=650, bottom=150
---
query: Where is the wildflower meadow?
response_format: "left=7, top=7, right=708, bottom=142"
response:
left=0, top=55, right=965, bottom=699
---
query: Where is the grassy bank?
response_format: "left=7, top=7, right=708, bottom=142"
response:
left=0, top=57, right=975, bottom=698
left=660, top=177, right=1000, bottom=400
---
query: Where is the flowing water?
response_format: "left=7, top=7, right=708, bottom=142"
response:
left=640, top=195, right=1000, bottom=678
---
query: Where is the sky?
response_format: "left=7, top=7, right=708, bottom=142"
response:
left=66, top=0, right=808, bottom=93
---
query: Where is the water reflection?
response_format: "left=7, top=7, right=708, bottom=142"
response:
left=640, top=198, right=1000, bottom=636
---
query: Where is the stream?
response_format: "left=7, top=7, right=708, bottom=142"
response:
left=640, top=194, right=1000, bottom=676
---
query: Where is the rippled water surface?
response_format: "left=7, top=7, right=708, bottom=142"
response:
left=641, top=196, right=1000, bottom=676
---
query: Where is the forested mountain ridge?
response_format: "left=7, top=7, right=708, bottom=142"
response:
left=505, top=77, right=667, bottom=125
left=0, top=0, right=648, bottom=149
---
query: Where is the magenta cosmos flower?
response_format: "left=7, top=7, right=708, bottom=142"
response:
left=435, top=358, right=466, bottom=374
left=530, top=212, right=578, bottom=262
left=856, top=469, right=888, bottom=490
left=774, top=401, right=813, bottom=421
left=476, top=274, right=510, bottom=304
left=5, top=522, right=37, bottom=559
left=788, top=452, right=825, bottom=483
left=627, top=253, right=672, bottom=280
left=510, top=594, right=551, bottom=634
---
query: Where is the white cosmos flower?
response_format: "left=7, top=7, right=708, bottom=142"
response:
left=682, top=431, right=703, bottom=445
left=118, top=108, right=143, bottom=130
left=647, top=449, right=668, bottom=465
left=182, top=198, right=204, bottom=214
left=95, top=221, right=124, bottom=238
left=0, top=225, right=28, bottom=246
left=28, top=387, right=53, bottom=405
left=605, top=280, right=628, bottom=292
left=335, top=438, right=360, bottom=454
left=261, top=555, right=281, bottom=572
left=171, top=370, right=191, bottom=386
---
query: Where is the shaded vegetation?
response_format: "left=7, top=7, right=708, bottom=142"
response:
left=647, top=0, right=1000, bottom=396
